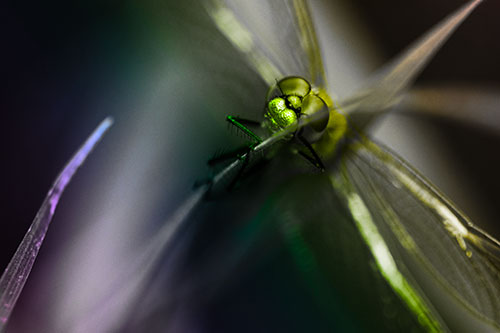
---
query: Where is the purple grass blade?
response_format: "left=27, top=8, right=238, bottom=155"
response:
left=341, top=0, right=482, bottom=129
left=0, top=117, right=113, bottom=330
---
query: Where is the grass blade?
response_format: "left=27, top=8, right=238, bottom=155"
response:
left=0, top=117, right=113, bottom=330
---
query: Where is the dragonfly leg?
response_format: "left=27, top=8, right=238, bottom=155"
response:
left=198, top=147, right=251, bottom=196
left=227, top=115, right=261, bottom=127
left=226, top=115, right=263, bottom=146
left=204, top=116, right=261, bottom=191
left=297, top=133, right=325, bottom=171
left=227, top=150, right=251, bottom=190
left=208, top=116, right=261, bottom=166
left=208, top=146, right=250, bottom=166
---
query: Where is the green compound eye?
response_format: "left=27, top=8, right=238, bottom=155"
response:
left=287, top=95, right=302, bottom=110
left=268, top=97, right=286, bottom=114
left=276, top=108, right=297, bottom=128
left=268, top=97, right=297, bottom=128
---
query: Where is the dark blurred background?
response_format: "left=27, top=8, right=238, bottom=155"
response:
left=1, top=0, right=499, bottom=328
left=1, top=0, right=133, bottom=273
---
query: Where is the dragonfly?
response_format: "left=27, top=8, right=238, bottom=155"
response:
left=1, top=0, right=499, bottom=332
left=186, top=0, right=500, bottom=332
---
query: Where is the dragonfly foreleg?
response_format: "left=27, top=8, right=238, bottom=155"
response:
left=226, top=115, right=263, bottom=147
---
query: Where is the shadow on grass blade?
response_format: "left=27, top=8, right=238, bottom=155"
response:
left=0, top=117, right=113, bottom=330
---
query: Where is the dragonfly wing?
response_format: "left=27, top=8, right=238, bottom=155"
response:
left=333, top=135, right=500, bottom=331
left=206, top=0, right=327, bottom=89
left=340, top=0, right=482, bottom=130
left=145, top=165, right=431, bottom=331
left=400, top=85, right=500, bottom=133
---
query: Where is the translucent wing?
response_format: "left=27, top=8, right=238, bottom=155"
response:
left=340, top=0, right=483, bottom=130
left=400, top=85, right=500, bottom=133
left=207, top=0, right=326, bottom=89
left=123, top=154, right=436, bottom=331
left=333, top=136, right=500, bottom=331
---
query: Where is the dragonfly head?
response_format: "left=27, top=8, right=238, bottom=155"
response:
left=265, top=76, right=329, bottom=138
